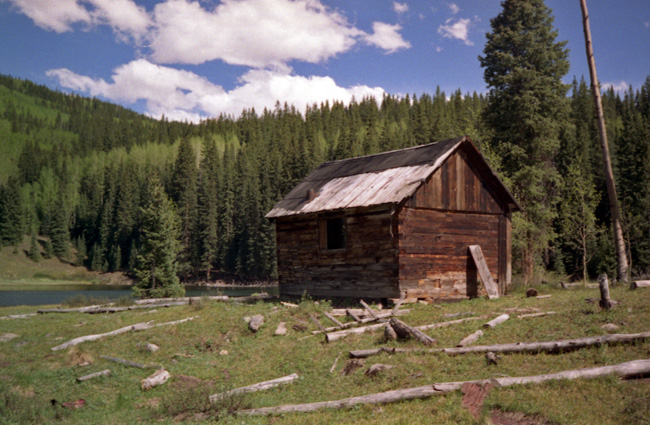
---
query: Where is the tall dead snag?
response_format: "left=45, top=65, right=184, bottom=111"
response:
left=237, top=360, right=650, bottom=415
left=580, top=0, right=629, bottom=282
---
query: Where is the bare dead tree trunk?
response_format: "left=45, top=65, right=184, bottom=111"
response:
left=580, top=0, right=629, bottom=282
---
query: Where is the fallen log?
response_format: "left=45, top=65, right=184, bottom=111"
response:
left=391, top=297, right=405, bottom=316
left=142, top=369, right=170, bottom=390
left=329, top=353, right=341, bottom=374
left=483, top=314, right=509, bottom=329
left=51, top=316, right=197, bottom=351
left=630, top=280, right=650, bottom=290
left=518, top=311, right=557, bottom=319
left=312, top=312, right=400, bottom=335
left=330, top=308, right=409, bottom=318
left=237, top=359, right=650, bottom=415
left=76, top=369, right=111, bottom=382
left=456, top=330, right=483, bottom=347
left=209, top=373, right=299, bottom=403
left=323, top=311, right=344, bottom=329
left=100, top=355, right=152, bottom=369
left=535, top=295, right=552, bottom=299
left=0, top=313, right=37, bottom=320
left=389, top=318, right=436, bottom=346
left=360, top=300, right=380, bottom=320
left=326, top=315, right=487, bottom=343
left=309, top=313, right=327, bottom=333
left=346, top=309, right=363, bottom=323
left=349, top=331, right=650, bottom=358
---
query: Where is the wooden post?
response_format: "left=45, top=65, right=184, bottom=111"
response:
left=580, top=0, right=629, bottom=282
left=598, top=274, right=612, bottom=310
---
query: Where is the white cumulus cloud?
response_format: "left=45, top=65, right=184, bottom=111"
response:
left=5, top=0, right=150, bottom=40
left=438, top=17, right=473, bottom=46
left=602, top=81, right=629, bottom=94
left=448, top=3, right=460, bottom=14
left=393, top=2, right=408, bottom=15
left=364, top=22, right=411, bottom=53
left=47, top=60, right=385, bottom=121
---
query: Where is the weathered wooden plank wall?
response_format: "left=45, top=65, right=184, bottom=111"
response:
left=398, top=148, right=510, bottom=300
left=275, top=207, right=400, bottom=299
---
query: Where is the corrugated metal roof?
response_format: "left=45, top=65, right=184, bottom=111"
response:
left=266, top=137, right=466, bottom=218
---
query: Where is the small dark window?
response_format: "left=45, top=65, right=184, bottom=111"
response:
left=320, top=216, right=346, bottom=250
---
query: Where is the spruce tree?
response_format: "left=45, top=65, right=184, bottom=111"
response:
left=28, top=230, right=40, bottom=262
left=133, top=179, right=183, bottom=299
left=198, top=138, right=219, bottom=280
left=479, top=0, right=570, bottom=281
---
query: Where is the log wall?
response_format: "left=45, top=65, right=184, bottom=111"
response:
left=275, top=207, right=400, bottom=299
left=398, top=148, right=511, bottom=300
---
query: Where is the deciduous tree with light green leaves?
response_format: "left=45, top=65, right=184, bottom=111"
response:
left=480, top=0, right=570, bottom=281
left=133, top=179, right=184, bottom=299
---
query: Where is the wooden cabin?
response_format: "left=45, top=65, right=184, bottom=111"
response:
left=266, top=136, right=521, bottom=302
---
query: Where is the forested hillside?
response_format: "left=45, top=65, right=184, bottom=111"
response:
left=0, top=74, right=648, bottom=284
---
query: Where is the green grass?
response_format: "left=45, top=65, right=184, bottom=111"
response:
left=0, top=285, right=649, bottom=424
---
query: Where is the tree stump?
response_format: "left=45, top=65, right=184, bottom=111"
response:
left=599, top=274, right=612, bottom=310
left=526, top=288, right=538, bottom=298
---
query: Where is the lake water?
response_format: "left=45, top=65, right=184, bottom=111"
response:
left=0, top=284, right=278, bottom=307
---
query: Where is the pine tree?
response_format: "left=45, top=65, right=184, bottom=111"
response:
left=50, top=197, right=70, bottom=259
left=133, top=179, right=184, bottom=299
left=0, top=177, right=24, bottom=248
left=171, top=137, right=199, bottom=278
left=28, top=230, right=40, bottom=262
left=198, top=138, right=220, bottom=280
left=479, top=0, right=570, bottom=281
left=43, top=237, right=54, bottom=259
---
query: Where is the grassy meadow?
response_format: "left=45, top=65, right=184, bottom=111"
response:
left=1, top=284, right=649, bottom=424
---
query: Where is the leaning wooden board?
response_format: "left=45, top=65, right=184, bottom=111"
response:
left=469, top=245, right=499, bottom=299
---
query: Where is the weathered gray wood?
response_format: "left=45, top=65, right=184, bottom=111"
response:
left=346, top=309, right=363, bottom=323
left=456, top=330, right=483, bottom=347
left=599, top=274, right=612, bottom=310
left=309, top=313, right=327, bottom=333
left=100, top=355, right=152, bottom=369
left=391, top=297, right=405, bottom=316
left=51, top=316, right=197, bottom=351
left=275, top=322, right=287, bottom=336
left=349, top=331, right=650, bottom=358
left=469, top=245, right=499, bottom=299
left=517, top=311, right=557, bottom=319
left=332, top=308, right=409, bottom=318
left=249, top=315, right=264, bottom=332
left=0, top=313, right=37, bottom=320
left=237, top=360, right=650, bottom=415
left=141, top=369, right=170, bottom=390
left=76, top=369, right=111, bottom=382
left=535, top=295, right=552, bottom=299
left=209, top=373, right=299, bottom=402
left=360, top=300, right=380, bottom=320
left=483, top=314, right=509, bottom=329
left=384, top=323, right=397, bottom=341
left=389, top=318, right=436, bottom=346
left=631, top=280, right=650, bottom=290
left=326, top=315, right=486, bottom=343
left=323, top=311, right=344, bottom=329
left=329, top=353, right=341, bottom=374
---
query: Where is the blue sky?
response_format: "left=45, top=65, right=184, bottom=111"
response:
left=1, top=0, right=648, bottom=122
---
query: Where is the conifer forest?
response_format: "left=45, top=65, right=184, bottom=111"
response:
left=0, top=71, right=649, bottom=286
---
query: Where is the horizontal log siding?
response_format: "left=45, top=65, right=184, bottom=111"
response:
left=275, top=208, right=400, bottom=299
left=398, top=208, right=501, bottom=300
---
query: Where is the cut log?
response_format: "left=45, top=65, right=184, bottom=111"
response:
left=389, top=318, right=436, bottom=346
left=456, top=330, right=483, bottom=347
left=384, top=323, right=397, bottom=341
left=308, top=313, right=327, bottom=333
left=517, top=312, right=557, bottom=319
left=237, top=359, right=650, bottom=415
left=323, top=311, right=344, bottom=329
left=280, top=301, right=299, bottom=308
left=141, top=369, right=170, bottom=390
left=346, top=309, right=363, bottom=323
left=469, top=245, right=499, bottom=299
left=360, top=300, right=380, bottom=320
left=599, top=274, right=612, bottom=310
left=483, top=314, right=509, bottom=329
left=100, top=355, right=152, bottom=369
left=275, top=322, right=287, bottom=336
left=76, top=369, right=111, bottom=382
left=326, top=315, right=487, bottom=343
left=348, top=331, right=650, bottom=358
left=209, top=373, right=299, bottom=402
left=51, top=316, right=197, bottom=351
left=249, top=315, right=264, bottom=332
left=535, top=295, right=552, bottom=299
left=630, top=280, right=650, bottom=290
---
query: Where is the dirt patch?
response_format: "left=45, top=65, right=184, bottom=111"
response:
left=490, top=410, right=558, bottom=425
left=171, top=375, right=213, bottom=391
left=461, top=382, right=493, bottom=419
